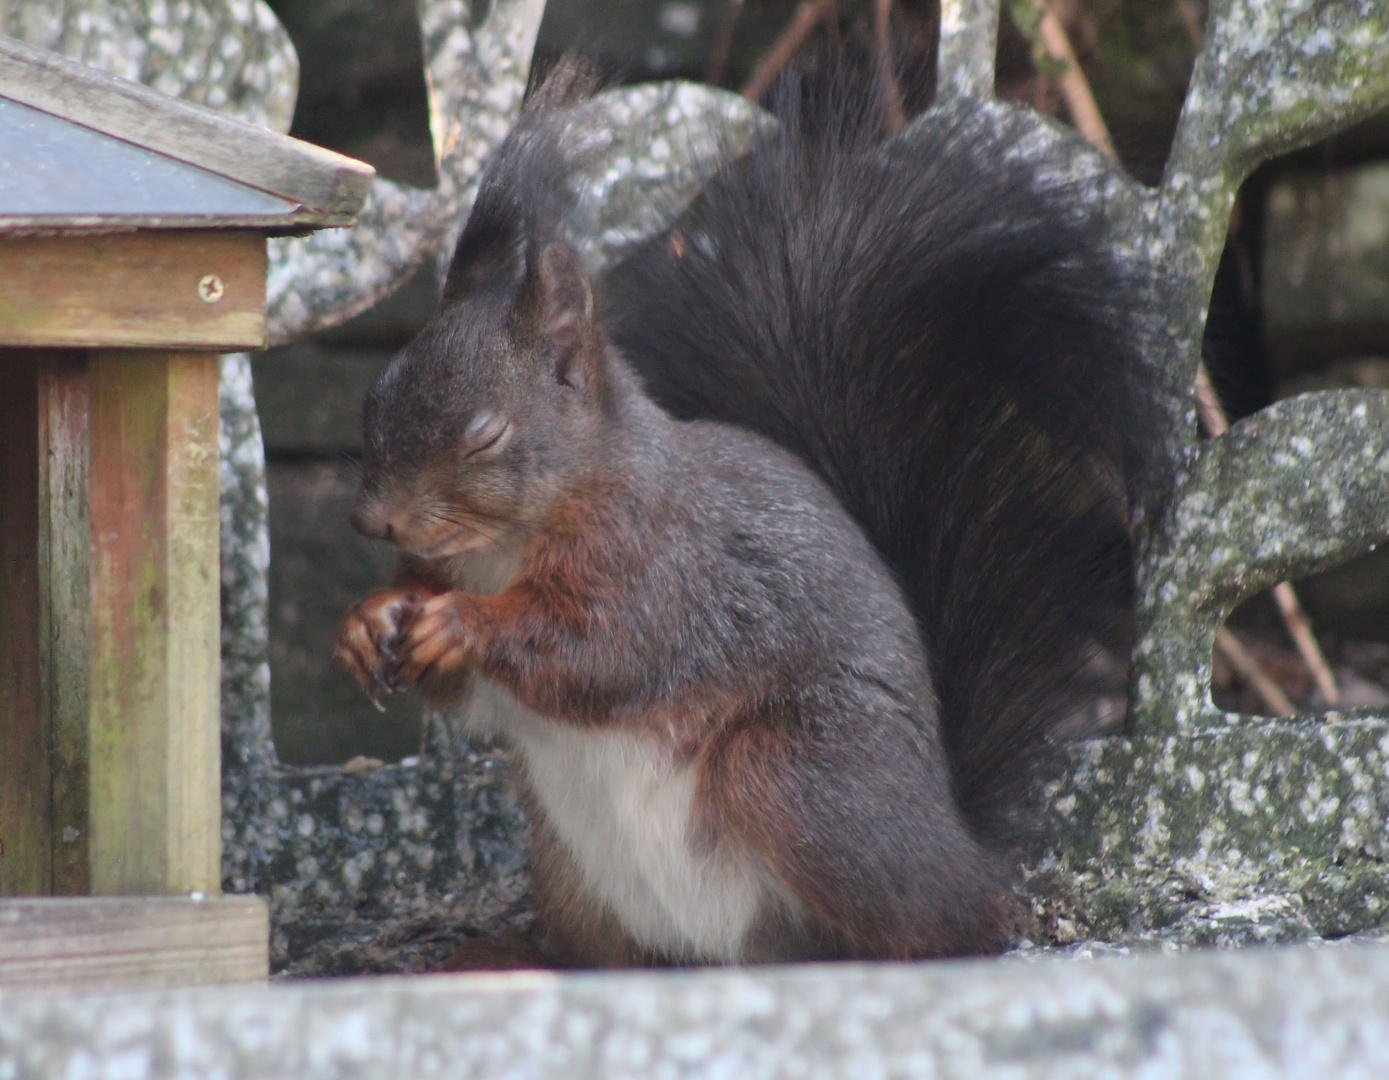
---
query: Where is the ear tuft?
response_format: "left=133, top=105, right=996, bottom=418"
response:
left=441, top=212, right=524, bottom=307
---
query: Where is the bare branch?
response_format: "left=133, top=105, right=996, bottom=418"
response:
left=1028, top=0, right=1118, bottom=162
left=707, top=0, right=745, bottom=85
left=874, top=0, right=906, bottom=133
left=741, top=0, right=837, bottom=103
left=1215, top=628, right=1296, bottom=716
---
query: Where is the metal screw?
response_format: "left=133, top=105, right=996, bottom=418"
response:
left=198, top=274, right=226, bottom=303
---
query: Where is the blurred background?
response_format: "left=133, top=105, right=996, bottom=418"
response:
left=252, top=0, right=1389, bottom=764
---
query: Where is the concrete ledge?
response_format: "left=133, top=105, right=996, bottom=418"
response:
left=5, top=943, right=1389, bottom=1078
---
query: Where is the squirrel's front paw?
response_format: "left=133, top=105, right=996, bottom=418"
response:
left=395, top=593, right=478, bottom=691
left=336, top=587, right=429, bottom=709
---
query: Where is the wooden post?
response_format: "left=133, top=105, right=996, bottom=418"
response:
left=38, top=353, right=92, bottom=895
left=3, top=349, right=222, bottom=898
left=87, top=352, right=222, bottom=895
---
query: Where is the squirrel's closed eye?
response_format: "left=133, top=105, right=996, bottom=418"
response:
left=464, top=411, right=511, bottom=458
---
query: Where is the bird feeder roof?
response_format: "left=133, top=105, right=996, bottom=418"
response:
left=0, top=33, right=374, bottom=235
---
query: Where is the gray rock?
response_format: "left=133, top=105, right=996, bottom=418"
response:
left=219, top=355, right=275, bottom=776
left=0, top=0, right=298, bottom=133
left=10, top=941, right=1389, bottom=1077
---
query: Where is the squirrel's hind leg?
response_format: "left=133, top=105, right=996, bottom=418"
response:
left=700, top=688, right=1016, bottom=961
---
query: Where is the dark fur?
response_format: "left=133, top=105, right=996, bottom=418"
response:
left=341, top=67, right=1161, bottom=965
left=610, top=80, right=1162, bottom=840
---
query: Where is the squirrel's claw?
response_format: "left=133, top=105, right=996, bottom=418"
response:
left=397, top=595, right=475, bottom=686
left=336, top=586, right=431, bottom=708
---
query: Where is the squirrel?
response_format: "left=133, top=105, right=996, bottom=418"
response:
left=335, top=62, right=1161, bottom=966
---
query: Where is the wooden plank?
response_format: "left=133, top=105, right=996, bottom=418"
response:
left=37, top=354, right=93, bottom=896
left=0, top=354, right=47, bottom=895
left=0, top=34, right=373, bottom=220
left=88, top=352, right=221, bottom=896
left=0, top=231, right=267, bottom=350
left=0, top=896, right=268, bottom=993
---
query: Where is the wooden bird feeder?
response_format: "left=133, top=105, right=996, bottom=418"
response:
left=0, top=35, right=372, bottom=992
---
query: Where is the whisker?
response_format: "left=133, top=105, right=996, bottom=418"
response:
left=421, top=506, right=510, bottom=545
left=336, top=451, right=365, bottom=484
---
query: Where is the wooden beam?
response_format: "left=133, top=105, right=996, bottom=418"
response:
left=0, top=34, right=373, bottom=219
left=0, top=896, right=268, bottom=992
left=88, top=352, right=221, bottom=896
left=0, top=354, right=47, bottom=895
left=37, top=353, right=93, bottom=895
left=0, top=232, right=267, bottom=350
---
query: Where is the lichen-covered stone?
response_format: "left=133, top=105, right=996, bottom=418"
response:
left=222, top=719, right=531, bottom=975
left=264, top=0, right=543, bottom=343
left=938, top=0, right=1001, bottom=100
left=1028, top=716, right=1389, bottom=946
left=1132, top=390, right=1389, bottom=733
left=568, top=81, right=767, bottom=271
left=219, top=355, right=276, bottom=775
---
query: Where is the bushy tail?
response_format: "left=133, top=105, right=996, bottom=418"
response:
left=607, top=79, right=1162, bottom=843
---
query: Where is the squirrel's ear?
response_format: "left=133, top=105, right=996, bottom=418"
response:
left=531, top=241, right=596, bottom=388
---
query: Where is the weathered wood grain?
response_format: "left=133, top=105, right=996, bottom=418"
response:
left=0, top=895, right=268, bottom=992
left=88, top=352, right=221, bottom=896
left=0, top=355, right=47, bottom=895
left=37, top=353, right=92, bottom=896
left=0, top=34, right=372, bottom=221
left=0, top=232, right=267, bottom=350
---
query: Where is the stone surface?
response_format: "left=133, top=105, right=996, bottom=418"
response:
left=221, top=719, right=532, bottom=976
left=0, top=0, right=298, bottom=133
left=1133, top=391, right=1389, bottom=733
left=1030, top=716, right=1389, bottom=947
left=10, top=943, right=1389, bottom=1077
left=219, top=355, right=276, bottom=776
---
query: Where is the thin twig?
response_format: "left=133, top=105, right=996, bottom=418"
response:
left=741, top=0, right=837, bottom=102
left=1216, top=628, right=1297, bottom=716
left=1192, top=361, right=1227, bottom=436
left=1272, top=582, right=1341, bottom=705
left=874, top=0, right=907, bottom=133
left=1029, top=0, right=1119, bottom=162
left=707, top=0, right=745, bottom=86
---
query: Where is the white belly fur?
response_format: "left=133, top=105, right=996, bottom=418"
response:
left=460, top=677, right=773, bottom=962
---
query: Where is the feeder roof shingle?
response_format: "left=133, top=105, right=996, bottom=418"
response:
left=0, top=33, right=374, bottom=234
